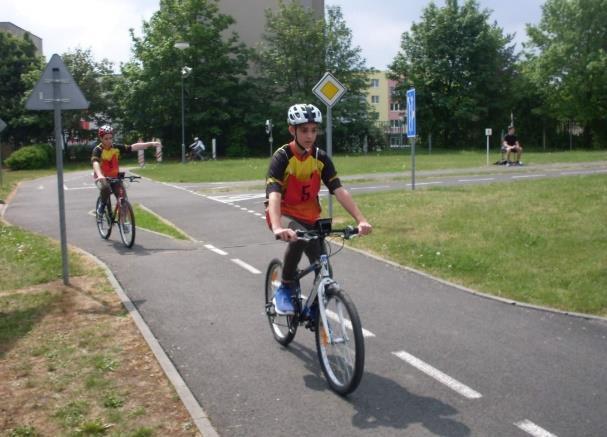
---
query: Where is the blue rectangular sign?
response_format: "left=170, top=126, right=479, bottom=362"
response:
left=406, top=88, right=416, bottom=138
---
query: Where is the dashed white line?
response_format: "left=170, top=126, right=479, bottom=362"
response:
left=231, top=258, right=261, bottom=274
left=392, top=350, right=482, bottom=399
left=512, top=174, right=546, bottom=179
left=351, top=185, right=391, bottom=190
left=204, top=244, right=227, bottom=256
left=415, top=181, right=444, bottom=186
left=514, top=419, right=558, bottom=437
left=458, top=178, right=495, bottom=183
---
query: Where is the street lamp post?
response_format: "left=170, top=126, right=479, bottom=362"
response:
left=174, top=41, right=190, bottom=163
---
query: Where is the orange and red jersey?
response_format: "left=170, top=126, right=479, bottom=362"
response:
left=266, top=141, right=342, bottom=225
left=91, top=144, right=131, bottom=178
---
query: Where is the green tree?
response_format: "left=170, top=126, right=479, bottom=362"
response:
left=255, top=2, right=375, bottom=152
left=118, top=0, right=252, bottom=157
left=0, top=30, right=48, bottom=146
left=389, top=0, right=516, bottom=149
left=525, top=0, right=607, bottom=148
left=61, top=48, right=116, bottom=141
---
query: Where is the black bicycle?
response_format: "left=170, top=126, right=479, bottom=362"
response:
left=264, top=218, right=365, bottom=395
left=95, top=173, right=140, bottom=248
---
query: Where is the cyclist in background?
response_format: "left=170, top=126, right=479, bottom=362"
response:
left=265, top=103, right=372, bottom=315
left=188, top=136, right=206, bottom=160
left=92, top=125, right=160, bottom=217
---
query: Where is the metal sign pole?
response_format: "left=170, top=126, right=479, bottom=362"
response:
left=0, top=118, right=5, bottom=187
left=25, top=55, right=90, bottom=286
left=52, top=67, right=69, bottom=285
left=485, top=128, right=492, bottom=165
left=406, top=88, right=417, bottom=191
left=327, top=105, right=333, bottom=217
left=312, top=72, right=346, bottom=219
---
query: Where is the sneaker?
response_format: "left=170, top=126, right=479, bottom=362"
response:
left=273, top=283, right=295, bottom=315
left=96, top=202, right=106, bottom=217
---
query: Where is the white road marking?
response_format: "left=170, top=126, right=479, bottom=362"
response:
left=457, top=178, right=495, bottom=183
left=560, top=169, right=607, bottom=176
left=514, top=419, right=558, bottom=437
left=415, top=181, right=444, bottom=186
left=392, top=350, right=482, bottom=399
left=512, top=174, right=546, bottom=179
left=204, top=244, right=227, bottom=256
left=231, top=258, right=261, bottom=274
left=351, top=185, right=391, bottom=190
left=63, top=186, right=97, bottom=191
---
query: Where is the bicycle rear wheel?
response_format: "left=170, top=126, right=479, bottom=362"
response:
left=96, top=197, right=112, bottom=240
left=265, top=259, right=298, bottom=346
left=315, top=285, right=364, bottom=395
left=118, top=200, right=136, bottom=248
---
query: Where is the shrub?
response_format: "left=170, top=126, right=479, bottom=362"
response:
left=5, top=144, right=54, bottom=170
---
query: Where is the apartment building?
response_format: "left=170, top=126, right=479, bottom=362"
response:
left=0, top=22, right=43, bottom=56
left=366, top=71, right=407, bottom=147
left=218, top=0, right=324, bottom=49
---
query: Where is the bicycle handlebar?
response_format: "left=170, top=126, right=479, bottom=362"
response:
left=106, top=175, right=141, bottom=183
left=277, top=226, right=358, bottom=241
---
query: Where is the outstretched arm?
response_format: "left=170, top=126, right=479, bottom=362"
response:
left=334, top=187, right=372, bottom=235
left=130, top=140, right=161, bottom=151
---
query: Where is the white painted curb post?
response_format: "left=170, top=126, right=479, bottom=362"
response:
left=155, top=138, right=163, bottom=162
left=138, top=149, right=145, bottom=167
left=212, top=138, right=216, bottom=160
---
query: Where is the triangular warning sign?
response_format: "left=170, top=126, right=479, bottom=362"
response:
left=25, top=54, right=89, bottom=111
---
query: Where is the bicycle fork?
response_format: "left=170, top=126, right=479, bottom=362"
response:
left=315, top=255, right=349, bottom=346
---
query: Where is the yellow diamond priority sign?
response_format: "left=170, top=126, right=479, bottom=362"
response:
left=313, top=72, right=346, bottom=107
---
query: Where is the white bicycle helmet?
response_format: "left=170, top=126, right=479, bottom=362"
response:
left=287, top=104, right=322, bottom=126
left=98, top=125, right=113, bottom=138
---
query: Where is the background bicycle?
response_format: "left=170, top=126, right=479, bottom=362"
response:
left=264, top=218, right=365, bottom=395
left=95, top=172, right=140, bottom=248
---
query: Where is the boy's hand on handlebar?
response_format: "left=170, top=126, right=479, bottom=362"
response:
left=357, top=220, right=372, bottom=236
left=274, top=227, right=298, bottom=242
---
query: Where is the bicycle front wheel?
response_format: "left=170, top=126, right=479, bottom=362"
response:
left=265, top=259, right=298, bottom=346
left=96, top=197, right=112, bottom=240
left=315, top=285, right=365, bottom=396
left=118, top=200, right=136, bottom=248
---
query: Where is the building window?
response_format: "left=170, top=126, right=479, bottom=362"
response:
left=390, top=103, right=401, bottom=111
left=370, top=79, right=379, bottom=87
left=371, top=95, right=379, bottom=104
left=390, top=119, right=402, bottom=128
left=390, top=137, right=402, bottom=146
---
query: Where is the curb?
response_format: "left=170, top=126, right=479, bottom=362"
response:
left=343, top=244, right=607, bottom=323
left=76, top=249, right=220, bottom=437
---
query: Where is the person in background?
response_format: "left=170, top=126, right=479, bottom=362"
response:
left=502, top=126, right=523, bottom=166
left=92, top=125, right=160, bottom=217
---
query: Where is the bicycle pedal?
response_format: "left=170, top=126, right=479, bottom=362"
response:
left=265, top=303, right=276, bottom=316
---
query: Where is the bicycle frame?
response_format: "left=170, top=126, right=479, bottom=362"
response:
left=265, top=221, right=364, bottom=395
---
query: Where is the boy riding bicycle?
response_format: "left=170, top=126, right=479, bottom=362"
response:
left=91, top=125, right=160, bottom=218
left=265, top=103, right=372, bottom=315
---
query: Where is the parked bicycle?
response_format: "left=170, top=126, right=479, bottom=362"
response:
left=264, top=218, right=365, bottom=395
left=95, top=173, right=140, bottom=248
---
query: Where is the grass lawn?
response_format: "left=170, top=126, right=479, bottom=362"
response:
left=133, top=149, right=607, bottom=183
left=0, top=221, right=199, bottom=435
left=329, top=174, right=607, bottom=316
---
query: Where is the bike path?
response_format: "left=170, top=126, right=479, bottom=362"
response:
left=4, top=170, right=607, bottom=437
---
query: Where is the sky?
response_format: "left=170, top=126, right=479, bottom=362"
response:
left=2, top=0, right=544, bottom=71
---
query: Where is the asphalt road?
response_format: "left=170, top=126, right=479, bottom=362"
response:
left=4, top=163, right=607, bottom=437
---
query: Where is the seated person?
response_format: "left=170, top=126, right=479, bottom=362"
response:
left=502, top=126, right=523, bottom=165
